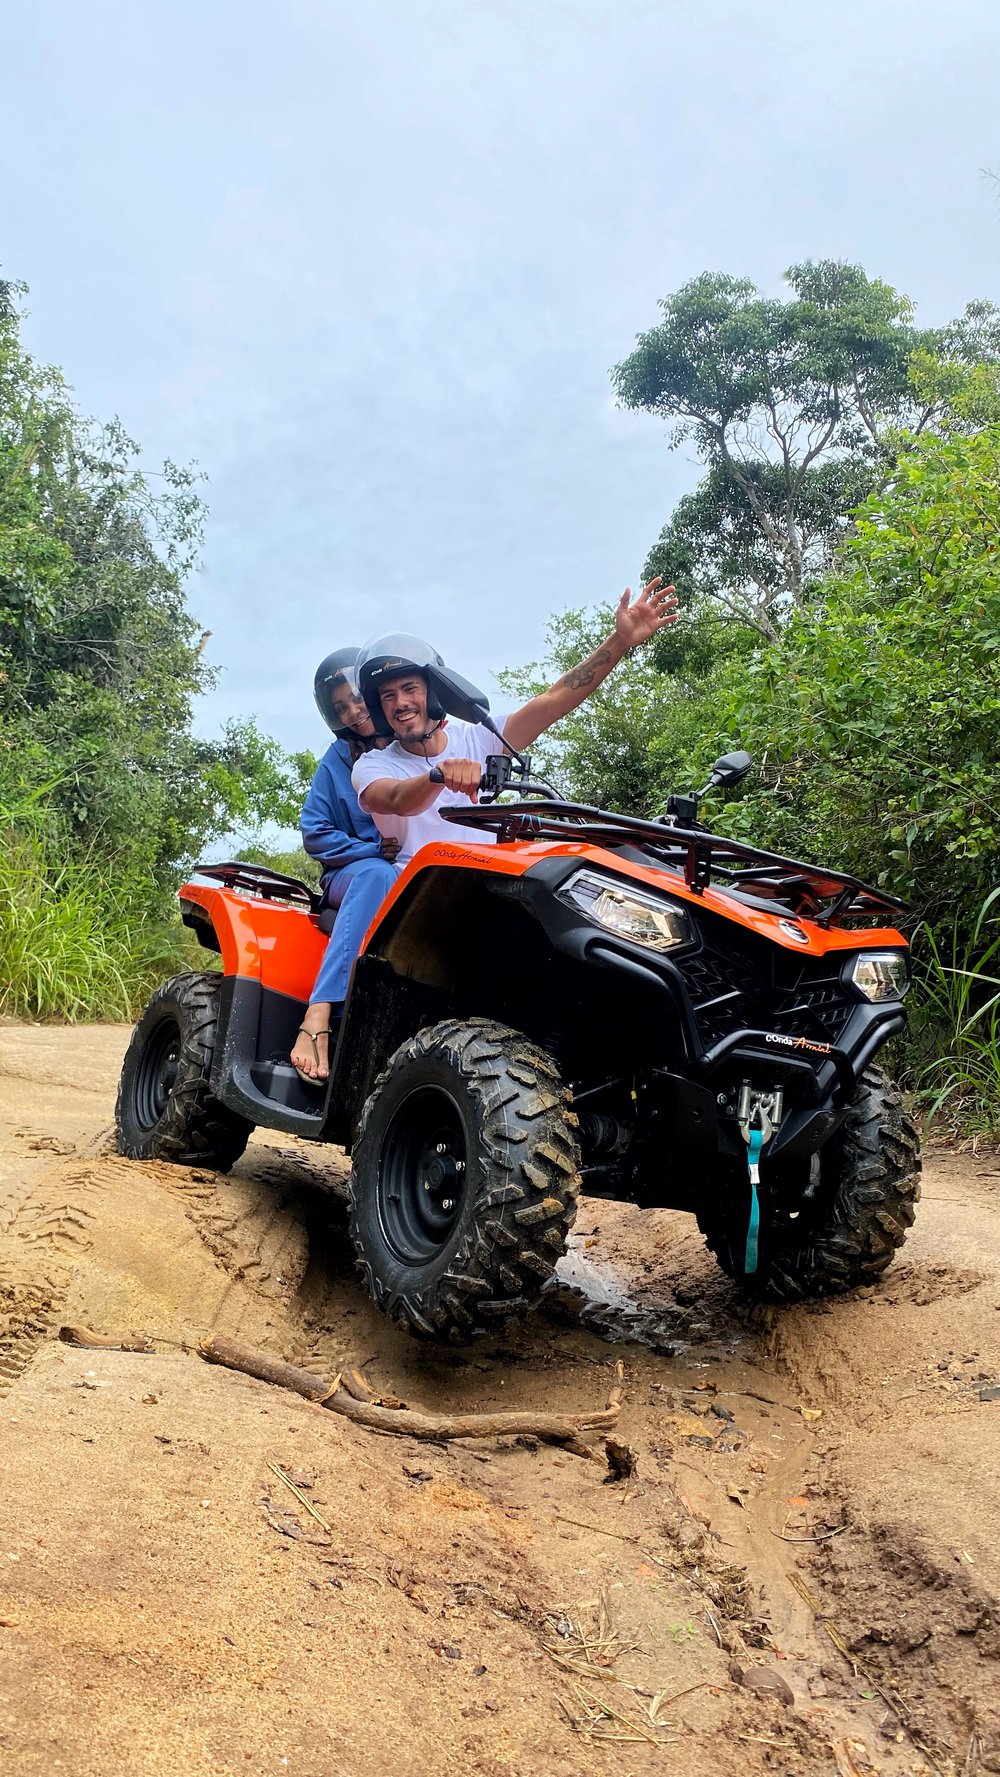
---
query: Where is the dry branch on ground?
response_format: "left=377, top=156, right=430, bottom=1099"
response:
left=198, top=1332, right=625, bottom=1456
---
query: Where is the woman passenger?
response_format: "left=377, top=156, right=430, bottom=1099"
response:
left=290, top=649, right=399, bottom=1084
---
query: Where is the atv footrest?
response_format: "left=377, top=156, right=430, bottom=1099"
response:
left=251, top=1058, right=317, bottom=1110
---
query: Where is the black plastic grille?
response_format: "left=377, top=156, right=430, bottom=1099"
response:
left=677, top=951, right=754, bottom=1041
left=776, top=978, right=855, bottom=1044
left=676, top=926, right=856, bottom=1052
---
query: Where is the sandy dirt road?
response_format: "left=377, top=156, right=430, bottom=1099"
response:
left=1, top=1022, right=999, bottom=1777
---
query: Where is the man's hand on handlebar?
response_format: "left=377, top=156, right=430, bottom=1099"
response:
left=428, top=758, right=484, bottom=801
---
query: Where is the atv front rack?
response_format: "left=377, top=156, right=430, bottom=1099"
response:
left=439, top=802, right=904, bottom=926
left=190, top=862, right=323, bottom=914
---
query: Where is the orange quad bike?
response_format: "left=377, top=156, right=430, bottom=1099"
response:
left=116, top=711, right=920, bottom=1343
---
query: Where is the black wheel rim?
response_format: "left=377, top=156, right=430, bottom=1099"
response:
left=376, top=1086, right=469, bottom=1265
left=134, top=1018, right=181, bottom=1130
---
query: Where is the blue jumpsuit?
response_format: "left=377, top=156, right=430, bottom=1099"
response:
left=299, top=741, right=398, bottom=1006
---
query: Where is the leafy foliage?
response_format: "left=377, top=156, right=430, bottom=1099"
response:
left=614, top=262, right=1000, bottom=635
left=0, top=283, right=313, bottom=1016
left=711, top=428, right=1000, bottom=934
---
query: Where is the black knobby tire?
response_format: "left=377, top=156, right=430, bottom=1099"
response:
left=697, top=1066, right=921, bottom=1300
left=116, top=972, right=253, bottom=1172
left=348, top=1019, right=580, bottom=1342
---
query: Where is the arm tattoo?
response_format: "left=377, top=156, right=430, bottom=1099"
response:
left=555, top=644, right=615, bottom=694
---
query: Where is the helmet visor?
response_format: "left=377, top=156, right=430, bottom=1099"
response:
left=329, top=668, right=367, bottom=727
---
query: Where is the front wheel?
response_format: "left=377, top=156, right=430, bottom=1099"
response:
left=348, top=1019, right=580, bottom=1341
left=116, top=972, right=253, bottom=1172
left=697, top=1066, right=921, bottom=1300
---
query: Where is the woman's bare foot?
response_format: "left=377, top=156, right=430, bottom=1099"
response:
left=291, top=1003, right=333, bottom=1081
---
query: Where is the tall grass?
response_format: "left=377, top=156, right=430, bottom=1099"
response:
left=914, top=887, right=1000, bottom=1138
left=0, top=824, right=188, bottom=1022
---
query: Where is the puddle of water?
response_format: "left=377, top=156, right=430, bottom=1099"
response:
left=544, top=1241, right=695, bottom=1355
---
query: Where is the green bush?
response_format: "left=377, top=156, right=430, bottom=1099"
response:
left=709, top=427, right=1000, bottom=940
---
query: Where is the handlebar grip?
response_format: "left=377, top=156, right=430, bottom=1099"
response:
left=427, top=766, right=489, bottom=789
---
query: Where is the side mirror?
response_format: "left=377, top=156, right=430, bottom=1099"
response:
left=431, top=666, right=492, bottom=726
left=664, top=749, right=754, bottom=829
left=708, top=749, right=752, bottom=789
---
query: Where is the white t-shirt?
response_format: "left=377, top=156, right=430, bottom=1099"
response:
left=351, top=718, right=507, bottom=867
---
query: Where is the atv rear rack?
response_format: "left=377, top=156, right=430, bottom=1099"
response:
left=190, top=862, right=323, bottom=913
left=440, top=802, right=904, bottom=926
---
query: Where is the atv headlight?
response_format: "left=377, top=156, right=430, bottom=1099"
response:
left=557, top=870, right=692, bottom=953
left=850, top=951, right=909, bottom=1002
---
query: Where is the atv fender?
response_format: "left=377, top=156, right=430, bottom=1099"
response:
left=179, top=882, right=332, bottom=1136
left=180, top=883, right=327, bottom=1001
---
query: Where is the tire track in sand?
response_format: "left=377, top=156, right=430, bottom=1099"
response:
left=0, top=1159, right=103, bottom=1393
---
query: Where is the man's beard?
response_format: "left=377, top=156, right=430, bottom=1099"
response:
left=395, top=715, right=441, bottom=746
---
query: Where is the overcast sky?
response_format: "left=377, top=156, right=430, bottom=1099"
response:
left=3, top=0, right=999, bottom=758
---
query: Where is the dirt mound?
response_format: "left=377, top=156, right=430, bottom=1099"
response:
left=814, top=1514, right=1000, bottom=1764
left=2, top=1023, right=1000, bottom=1775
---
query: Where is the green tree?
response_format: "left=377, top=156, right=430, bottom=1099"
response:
left=0, top=285, right=311, bottom=883
left=613, top=261, right=1000, bottom=637
left=0, top=280, right=314, bottom=1015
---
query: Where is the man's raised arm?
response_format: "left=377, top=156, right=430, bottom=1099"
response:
left=502, top=577, right=678, bottom=753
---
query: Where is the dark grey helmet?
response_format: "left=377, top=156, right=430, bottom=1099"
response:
left=314, top=647, right=364, bottom=736
left=357, top=633, right=491, bottom=738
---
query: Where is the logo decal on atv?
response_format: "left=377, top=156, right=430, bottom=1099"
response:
left=765, top=1032, right=833, bottom=1056
left=778, top=919, right=810, bottom=944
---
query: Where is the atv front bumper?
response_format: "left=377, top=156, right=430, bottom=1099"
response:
left=493, top=856, right=907, bottom=1172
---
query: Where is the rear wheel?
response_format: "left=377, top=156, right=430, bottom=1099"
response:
left=116, top=972, right=253, bottom=1171
left=348, top=1019, right=580, bottom=1341
left=697, top=1066, right=921, bottom=1299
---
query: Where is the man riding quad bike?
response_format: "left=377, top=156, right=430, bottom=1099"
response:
left=116, top=661, right=920, bottom=1342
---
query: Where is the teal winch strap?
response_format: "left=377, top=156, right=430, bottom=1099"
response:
left=744, top=1127, right=764, bottom=1275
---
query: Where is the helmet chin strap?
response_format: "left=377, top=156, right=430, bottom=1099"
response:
left=393, top=710, right=444, bottom=747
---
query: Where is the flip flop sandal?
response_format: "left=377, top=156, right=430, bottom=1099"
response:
left=292, top=1025, right=330, bottom=1087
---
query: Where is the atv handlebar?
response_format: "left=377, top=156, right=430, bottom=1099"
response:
left=427, top=754, right=558, bottom=803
